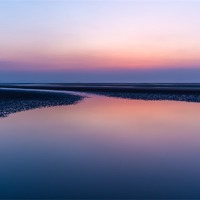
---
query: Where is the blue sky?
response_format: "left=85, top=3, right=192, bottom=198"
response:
left=0, top=0, right=200, bottom=82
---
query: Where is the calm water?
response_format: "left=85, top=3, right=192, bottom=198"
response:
left=1, top=92, right=200, bottom=199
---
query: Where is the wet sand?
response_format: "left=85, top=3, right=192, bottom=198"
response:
left=2, top=83, right=200, bottom=103
left=1, top=83, right=200, bottom=118
left=0, top=89, right=83, bottom=118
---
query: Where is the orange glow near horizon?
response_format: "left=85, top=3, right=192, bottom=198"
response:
left=1, top=1, right=200, bottom=79
left=2, top=48, right=200, bottom=71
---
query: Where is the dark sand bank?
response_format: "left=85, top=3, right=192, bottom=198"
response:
left=2, top=83, right=200, bottom=103
left=91, top=91, right=200, bottom=103
left=0, top=89, right=83, bottom=118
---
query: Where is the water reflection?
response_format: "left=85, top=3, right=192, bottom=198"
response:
left=2, top=88, right=200, bottom=119
left=1, top=95, right=200, bottom=198
left=0, top=89, right=83, bottom=118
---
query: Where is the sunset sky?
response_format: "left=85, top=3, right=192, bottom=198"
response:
left=0, top=0, right=200, bottom=82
